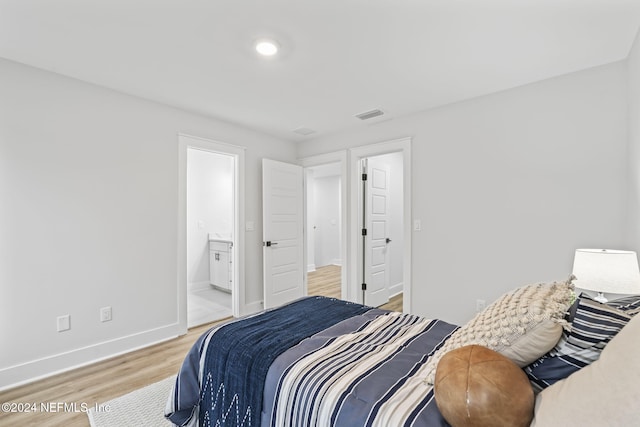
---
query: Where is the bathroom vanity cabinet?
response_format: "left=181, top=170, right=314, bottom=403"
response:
left=209, top=239, right=233, bottom=292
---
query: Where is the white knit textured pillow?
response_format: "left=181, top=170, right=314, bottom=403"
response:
left=423, top=277, right=575, bottom=385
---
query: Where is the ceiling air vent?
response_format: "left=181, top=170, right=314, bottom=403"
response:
left=292, top=127, right=316, bottom=136
left=355, top=109, right=384, bottom=121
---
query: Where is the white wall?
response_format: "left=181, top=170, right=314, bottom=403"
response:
left=1, top=44, right=635, bottom=389
left=305, top=169, right=317, bottom=272
left=187, top=149, right=234, bottom=287
left=298, top=62, right=629, bottom=325
left=628, top=28, right=640, bottom=251
left=313, top=175, right=341, bottom=267
left=0, top=58, right=296, bottom=388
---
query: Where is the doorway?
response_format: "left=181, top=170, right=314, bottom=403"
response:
left=299, top=151, right=349, bottom=302
left=350, top=137, right=412, bottom=312
left=178, top=134, right=244, bottom=331
left=305, top=162, right=343, bottom=299
left=359, top=152, right=404, bottom=307
left=186, top=148, right=234, bottom=327
left=298, top=142, right=410, bottom=310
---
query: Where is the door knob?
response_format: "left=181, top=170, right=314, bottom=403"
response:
left=386, top=238, right=392, bottom=244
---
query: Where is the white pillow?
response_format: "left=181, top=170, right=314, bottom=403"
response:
left=423, top=277, right=574, bottom=384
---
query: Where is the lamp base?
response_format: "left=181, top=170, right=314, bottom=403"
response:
left=593, top=292, right=608, bottom=304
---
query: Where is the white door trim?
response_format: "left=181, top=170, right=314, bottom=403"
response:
left=177, top=133, right=245, bottom=333
left=349, top=137, right=412, bottom=312
left=299, top=151, right=349, bottom=301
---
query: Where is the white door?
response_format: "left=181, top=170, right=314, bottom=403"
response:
left=262, top=159, right=305, bottom=309
left=364, top=157, right=390, bottom=307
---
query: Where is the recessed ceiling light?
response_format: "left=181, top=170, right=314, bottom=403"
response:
left=292, top=127, right=316, bottom=136
left=255, top=39, right=279, bottom=57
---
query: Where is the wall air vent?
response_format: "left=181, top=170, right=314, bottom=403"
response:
left=355, top=109, right=384, bottom=121
left=292, top=127, right=316, bottom=136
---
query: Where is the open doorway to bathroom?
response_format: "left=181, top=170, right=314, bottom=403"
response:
left=186, top=147, right=234, bottom=327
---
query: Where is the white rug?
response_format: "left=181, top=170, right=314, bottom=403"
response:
left=87, top=376, right=175, bottom=427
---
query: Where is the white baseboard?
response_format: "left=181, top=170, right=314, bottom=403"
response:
left=0, top=322, right=183, bottom=392
left=307, top=264, right=316, bottom=273
left=389, top=282, right=403, bottom=298
left=331, top=259, right=342, bottom=266
left=188, top=280, right=211, bottom=292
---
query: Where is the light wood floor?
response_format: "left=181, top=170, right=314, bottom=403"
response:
left=0, top=268, right=402, bottom=426
left=308, top=265, right=403, bottom=313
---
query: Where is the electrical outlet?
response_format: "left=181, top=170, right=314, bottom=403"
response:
left=57, top=315, right=71, bottom=332
left=476, top=299, right=486, bottom=312
left=100, top=306, right=112, bottom=322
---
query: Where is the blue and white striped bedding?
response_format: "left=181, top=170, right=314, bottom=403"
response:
left=524, top=293, right=639, bottom=391
left=165, top=297, right=458, bottom=427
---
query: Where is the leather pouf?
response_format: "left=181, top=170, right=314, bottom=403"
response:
left=433, top=345, right=534, bottom=427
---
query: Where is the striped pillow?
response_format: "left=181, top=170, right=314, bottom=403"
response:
left=606, top=295, right=640, bottom=313
left=524, top=293, right=638, bottom=392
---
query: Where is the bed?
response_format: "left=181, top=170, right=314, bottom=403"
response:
left=165, top=278, right=640, bottom=427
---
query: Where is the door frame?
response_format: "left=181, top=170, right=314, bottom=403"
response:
left=349, top=137, right=412, bottom=312
left=299, top=150, right=349, bottom=301
left=177, top=133, right=245, bottom=332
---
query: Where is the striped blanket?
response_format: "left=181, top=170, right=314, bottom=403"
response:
left=166, top=297, right=458, bottom=427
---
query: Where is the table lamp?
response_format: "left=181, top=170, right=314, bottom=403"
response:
left=572, top=249, right=640, bottom=303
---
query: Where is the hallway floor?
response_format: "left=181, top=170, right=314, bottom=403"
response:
left=308, top=265, right=403, bottom=311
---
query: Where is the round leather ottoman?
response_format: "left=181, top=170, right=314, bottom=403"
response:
left=433, top=345, right=534, bottom=427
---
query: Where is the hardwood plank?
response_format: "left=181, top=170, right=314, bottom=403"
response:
left=382, top=293, right=403, bottom=312
left=308, top=265, right=403, bottom=312
left=307, top=265, right=342, bottom=299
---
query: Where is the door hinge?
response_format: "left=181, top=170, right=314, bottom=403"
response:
left=361, top=228, right=367, bottom=236
left=361, top=283, right=367, bottom=291
left=362, top=173, right=367, bottom=181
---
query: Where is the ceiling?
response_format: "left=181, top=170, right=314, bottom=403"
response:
left=1, top=1, right=640, bottom=143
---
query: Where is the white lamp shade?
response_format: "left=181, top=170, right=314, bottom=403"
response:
left=572, top=249, right=640, bottom=295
